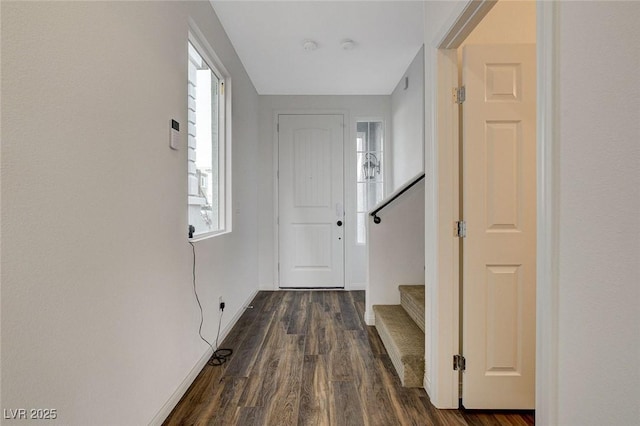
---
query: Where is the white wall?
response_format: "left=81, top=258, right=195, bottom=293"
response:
left=1, top=2, right=259, bottom=424
left=556, top=2, right=640, bottom=425
left=391, top=46, right=425, bottom=191
left=257, top=95, right=391, bottom=290
left=365, top=180, right=425, bottom=325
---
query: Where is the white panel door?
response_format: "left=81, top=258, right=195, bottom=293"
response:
left=462, top=44, right=536, bottom=409
left=278, top=114, right=344, bottom=288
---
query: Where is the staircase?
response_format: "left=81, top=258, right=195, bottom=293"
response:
left=373, top=285, right=425, bottom=387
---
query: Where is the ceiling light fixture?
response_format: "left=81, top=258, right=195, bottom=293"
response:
left=340, top=39, right=356, bottom=50
left=303, top=40, right=318, bottom=51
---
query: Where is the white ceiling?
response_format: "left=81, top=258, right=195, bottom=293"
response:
left=211, top=1, right=425, bottom=95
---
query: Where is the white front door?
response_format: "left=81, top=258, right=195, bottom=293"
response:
left=461, top=44, right=536, bottom=409
left=278, top=114, right=345, bottom=288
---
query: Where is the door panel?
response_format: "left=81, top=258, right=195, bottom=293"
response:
left=279, top=114, right=344, bottom=288
left=485, top=264, right=522, bottom=374
left=485, top=121, right=521, bottom=230
left=462, top=44, right=536, bottom=409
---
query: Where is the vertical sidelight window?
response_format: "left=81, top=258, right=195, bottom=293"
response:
left=187, top=35, right=230, bottom=240
left=356, top=121, right=384, bottom=244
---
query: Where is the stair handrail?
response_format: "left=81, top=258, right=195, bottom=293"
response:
left=369, top=172, right=425, bottom=224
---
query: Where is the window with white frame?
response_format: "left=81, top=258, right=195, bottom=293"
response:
left=187, top=38, right=229, bottom=239
left=356, top=121, right=384, bottom=245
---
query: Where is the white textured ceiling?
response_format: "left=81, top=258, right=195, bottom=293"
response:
left=211, top=1, right=424, bottom=95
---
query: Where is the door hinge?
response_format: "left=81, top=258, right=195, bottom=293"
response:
left=453, top=354, right=466, bottom=371
left=277, top=122, right=279, bottom=132
left=454, top=86, right=466, bottom=104
left=456, top=220, right=467, bottom=238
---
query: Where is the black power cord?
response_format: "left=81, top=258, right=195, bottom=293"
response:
left=209, top=307, right=233, bottom=366
left=188, top=240, right=233, bottom=367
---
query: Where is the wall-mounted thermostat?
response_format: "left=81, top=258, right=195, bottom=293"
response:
left=170, top=119, right=180, bottom=150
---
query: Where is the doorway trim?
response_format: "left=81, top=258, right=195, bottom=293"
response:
left=534, top=3, right=560, bottom=425
left=426, top=1, right=559, bottom=422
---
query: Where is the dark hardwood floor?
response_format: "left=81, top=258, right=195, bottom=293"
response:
left=163, top=291, right=534, bottom=426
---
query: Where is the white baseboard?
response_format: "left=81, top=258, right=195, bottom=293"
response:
left=364, top=309, right=375, bottom=326
left=148, top=347, right=212, bottom=426
left=219, top=289, right=259, bottom=342
left=424, top=374, right=432, bottom=399
left=348, top=282, right=367, bottom=291
left=149, top=288, right=259, bottom=425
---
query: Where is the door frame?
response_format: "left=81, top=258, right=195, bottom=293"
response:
left=426, top=1, right=559, bottom=422
left=272, top=110, right=349, bottom=289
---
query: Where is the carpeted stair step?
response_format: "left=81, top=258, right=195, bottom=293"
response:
left=399, top=285, right=425, bottom=333
left=373, top=304, right=425, bottom=387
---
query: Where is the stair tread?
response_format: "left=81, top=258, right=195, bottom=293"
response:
left=373, top=305, right=424, bottom=359
left=398, top=285, right=425, bottom=333
left=398, top=285, right=425, bottom=303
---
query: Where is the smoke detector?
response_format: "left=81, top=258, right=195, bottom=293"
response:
left=303, top=40, right=318, bottom=51
left=340, top=39, right=356, bottom=50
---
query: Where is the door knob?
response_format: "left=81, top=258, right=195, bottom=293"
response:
left=337, top=220, right=343, bottom=227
